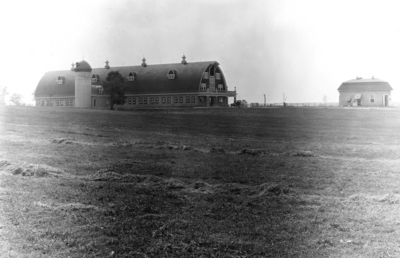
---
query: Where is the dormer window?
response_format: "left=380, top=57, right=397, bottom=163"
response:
left=167, top=70, right=177, bottom=79
left=218, top=84, right=223, bottom=91
left=91, top=74, right=100, bottom=83
left=216, top=73, right=221, bottom=80
left=56, top=76, right=65, bottom=84
left=127, top=72, right=136, bottom=82
left=203, top=72, right=209, bottom=79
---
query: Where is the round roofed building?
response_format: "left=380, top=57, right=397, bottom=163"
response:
left=337, top=77, right=393, bottom=107
left=34, top=56, right=236, bottom=108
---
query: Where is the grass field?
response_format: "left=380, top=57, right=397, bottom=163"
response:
left=1, top=106, right=400, bottom=257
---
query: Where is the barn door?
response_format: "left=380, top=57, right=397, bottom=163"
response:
left=382, top=95, right=389, bottom=106
left=384, top=95, right=389, bottom=106
left=209, top=76, right=215, bottom=90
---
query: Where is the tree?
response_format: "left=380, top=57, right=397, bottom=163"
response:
left=10, top=93, right=23, bottom=106
left=322, top=95, right=328, bottom=105
left=0, top=86, right=8, bottom=106
left=282, top=92, right=287, bottom=106
left=240, top=99, right=248, bottom=108
left=102, top=71, right=126, bottom=110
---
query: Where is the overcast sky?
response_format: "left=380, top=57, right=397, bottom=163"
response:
left=1, top=0, right=400, bottom=104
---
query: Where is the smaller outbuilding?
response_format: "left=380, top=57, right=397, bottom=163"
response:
left=338, top=77, right=393, bottom=107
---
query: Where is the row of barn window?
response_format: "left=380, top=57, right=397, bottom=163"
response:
left=201, top=84, right=224, bottom=91
left=96, top=84, right=223, bottom=94
left=38, top=99, right=74, bottom=106
left=118, top=96, right=224, bottom=105
left=56, top=72, right=222, bottom=84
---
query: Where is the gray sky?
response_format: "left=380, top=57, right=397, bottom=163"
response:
left=2, top=0, right=400, bottom=104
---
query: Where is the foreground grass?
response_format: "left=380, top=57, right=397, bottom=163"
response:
left=1, top=106, right=400, bottom=257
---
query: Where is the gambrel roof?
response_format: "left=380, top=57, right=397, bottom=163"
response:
left=35, top=61, right=223, bottom=98
left=338, top=78, right=393, bottom=92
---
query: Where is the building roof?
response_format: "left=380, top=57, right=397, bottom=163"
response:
left=35, top=61, right=222, bottom=98
left=337, top=78, right=393, bottom=92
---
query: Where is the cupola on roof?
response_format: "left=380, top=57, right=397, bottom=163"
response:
left=74, top=60, right=92, bottom=72
left=141, top=57, right=147, bottom=67
left=181, top=54, right=187, bottom=64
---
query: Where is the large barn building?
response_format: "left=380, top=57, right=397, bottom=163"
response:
left=34, top=56, right=236, bottom=108
left=338, top=77, right=393, bottom=107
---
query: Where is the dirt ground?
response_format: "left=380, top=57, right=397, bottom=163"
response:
left=1, top=106, right=400, bottom=257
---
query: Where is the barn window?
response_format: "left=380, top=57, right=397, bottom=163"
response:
left=200, top=83, right=206, bottom=91
left=127, top=72, right=136, bottom=81
left=218, top=84, right=223, bottom=91
left=139, top=98, right=143, bottom=104
left=128, top=98, right=131, bottom=104
left=191, top=96, right=195, bottom=103
left=155, top=97, right=159, bottom=104
left=56, top=76, right=65, bottom=84
left=174, top=97, right=178, bottom=103
left=186, top=96, right=190, bottom=103
left=216, top=73, right=221, bottom=80
left=179, top=97, right=183, bottom=103
left=144, top=98, right=148, bottom=104
left=167, top=70, right=177, bottom=79
left=91, top=74, right=100, bottom=83
left=370, top=95, right=375, bottom=103
left=150, top=97, right=154, bottom=104
left=162, top=97, right=166, bottom=103
left=56, top=100, right=60, bottom=106
left=203, top=72, right=209, bottom=79
left=167, top=97, right=171, bottom=104
left=132, top=98, right=136, bottom=105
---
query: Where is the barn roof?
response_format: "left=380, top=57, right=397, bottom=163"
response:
left=338, top=78, right=393, bottom=92
left=35, top=61, right=221, bottom=98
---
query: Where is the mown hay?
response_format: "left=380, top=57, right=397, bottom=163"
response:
left=57, top=203, right=104, bottom=212
left=51, top=138, right=77, bottom=144
left=86, top=169, right=163, bottom=184
left=0, top=160, right=63, bottom=177
left=210, top=147, right=226, bottom=153
left=286, top=150, right=315, bottom=157
left=347, top=193, right=400, bottom=204
left=254, top=183, right=290, bottom=196
left=35, top=201, right=105, bottom=212
left=188, top=181, right=214, bottom=194
left=164, top=178, right=186, bottom=189
left=240, top=148, right=266, bottom=156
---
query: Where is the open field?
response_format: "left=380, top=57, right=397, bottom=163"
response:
left=1, top=106, right=400, bottom=257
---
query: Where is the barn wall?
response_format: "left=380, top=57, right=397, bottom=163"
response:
left=339, top=91, right=391, bottom=107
